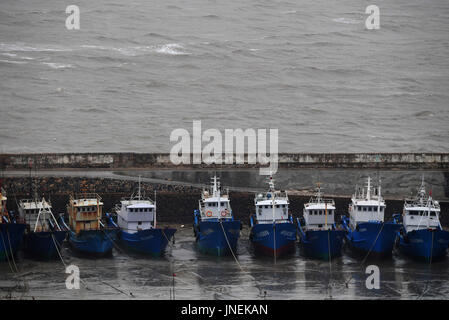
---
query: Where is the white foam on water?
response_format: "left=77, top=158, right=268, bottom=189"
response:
left=0, top=59, right=28, bottom=64
left=156, top=43, right=189, bottom=55
left=0, top=43, right=70, bottom=52
left=42, top=62, right=72, bottom=69
left=332, top=17, right=361, bottom=24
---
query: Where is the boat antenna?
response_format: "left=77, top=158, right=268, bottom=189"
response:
left=138, top=175, right=141, bottom=201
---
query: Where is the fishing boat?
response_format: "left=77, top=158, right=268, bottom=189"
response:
left=108, top=178, right=176, bottom=256
left=0, top=182, right=26, bottom=262
left=18, top=196, right=67, bottom=260
left=296, top=183, right=346, bottom=260
left=342, top=176, right=400, bottom=257
left=249, top=175, right=296, bottom=258
left=395, top=177, right=449, bottom=262
left=61, top=193, right=118, bottom=255
left=193, top=175, right=241, bottom=256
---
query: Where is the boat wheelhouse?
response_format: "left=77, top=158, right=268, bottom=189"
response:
left=250, top=175, right=296, bottom=258
left=19, top=198, right=53, bottom=232
left=199, top=176, right=232, bottom=220
left=303, top=184, right=336, bottom=231
left=396, top=177, right=449, bottom=262
left=342, top=176, right=400, bottom=257
left=18, top=196, right=67, bottom=259
left=348, top=176, right=385, bottom=228
left=403, top=178, right=441, bottom=232
left=297, top=183, right=345, bottom=260
left=193, top=175, right=241, bottom=256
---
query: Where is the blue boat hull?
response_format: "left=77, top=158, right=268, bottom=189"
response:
left=119, top=228, right=176, bottom=256
left=194, top=220, right=241, bottom=256
left=0, top=223, right=26, bottom=262
left=250, top=222, right=296, bottom=258
left=299, top=229, right=345, bottom=260
left=25, top=230, right=67, bottom=260
left=68, top=229, right=118, bottom=255
left=398, top=228, right=449, bottom=262
left=344, top=219, right=400, bottom=257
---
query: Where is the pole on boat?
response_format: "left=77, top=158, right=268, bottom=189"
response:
left=154, top=189, right=157, bottom=229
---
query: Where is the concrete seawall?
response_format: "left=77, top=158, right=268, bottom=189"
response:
left=1, top=153, right=449, bottom=170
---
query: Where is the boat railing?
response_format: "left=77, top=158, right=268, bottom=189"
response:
left=70, top=193, right=102, bottom=202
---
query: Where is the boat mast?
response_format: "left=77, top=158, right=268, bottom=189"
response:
left=138, top=175, right=141, bottom=201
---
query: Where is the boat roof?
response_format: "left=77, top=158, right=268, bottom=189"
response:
left=19, top=199, right=52, bottom=210
left=72, top=199, right=102, bottom=206
left=204, top=196, right=230, bottom=203
left=125, top=202, right=155, bottom=209
left=256, top=199, right=288, bottom=205
left=352, top=199, right=385, bottom=206
left=305, top=203, right=335, bottom=210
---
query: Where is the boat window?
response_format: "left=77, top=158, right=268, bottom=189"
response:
left=368, top=207, right=372, bottom=212
left=265, top=205, right=269, bottom=209
left=138, top=221, right=142, bottom=225
left=276, top=205, right=280, bottom=208
left=282, top=204, right=286, bottom=208
left=430, top=211, right=437, bottom=216
left=363, top=207, right=367, bottom=212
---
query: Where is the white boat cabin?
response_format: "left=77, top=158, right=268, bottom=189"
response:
left=348, top=176, right=386, bottom=228
left=199, top=176, right=232, bottom=220
left=116, top=199, right=156, bottom=233
left=403, top=178, right=441, bottom=232
left=303, top=184, right=335, bottom=230
left=254, top=176, right=289, bottom=224
left=19, top=198, right=59, bottom=232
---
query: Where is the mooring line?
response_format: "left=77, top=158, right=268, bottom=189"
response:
left=6, top=228, right=19, bottom=273
left=219, top=219, right=244, bottom=272
left=0, top=229, right=15, bottom=274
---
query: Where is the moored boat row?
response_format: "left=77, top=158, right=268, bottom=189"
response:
left=0, top=175, right=447, bottom=263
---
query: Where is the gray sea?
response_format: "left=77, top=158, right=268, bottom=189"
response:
left=1, top=0, right=449, bottom=153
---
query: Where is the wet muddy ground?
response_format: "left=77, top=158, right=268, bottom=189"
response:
left=1, top=225, right=449, bottom=300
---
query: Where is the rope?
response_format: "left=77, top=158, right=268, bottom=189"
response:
left=0, top=228, right=15, bottom=273
left=219, top=219, right=244, bottom=272
left=6, top=228, right=19, bottom=273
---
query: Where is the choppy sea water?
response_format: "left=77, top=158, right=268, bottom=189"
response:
left=0, top=0, right=449, bottom=153
left=2, top=226, right=449, bottom=300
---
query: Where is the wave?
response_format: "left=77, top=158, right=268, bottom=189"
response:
left=0, top=59, right=28, bottom=65
left=332, top=17, right=361, bottom=25
left=156, top=44, right=189, bottom=55
left=42, top=62, right=72, bottom=69
left=0, top=43, right=70, bottom=52
left=414, top=111, right=435, bottom=117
